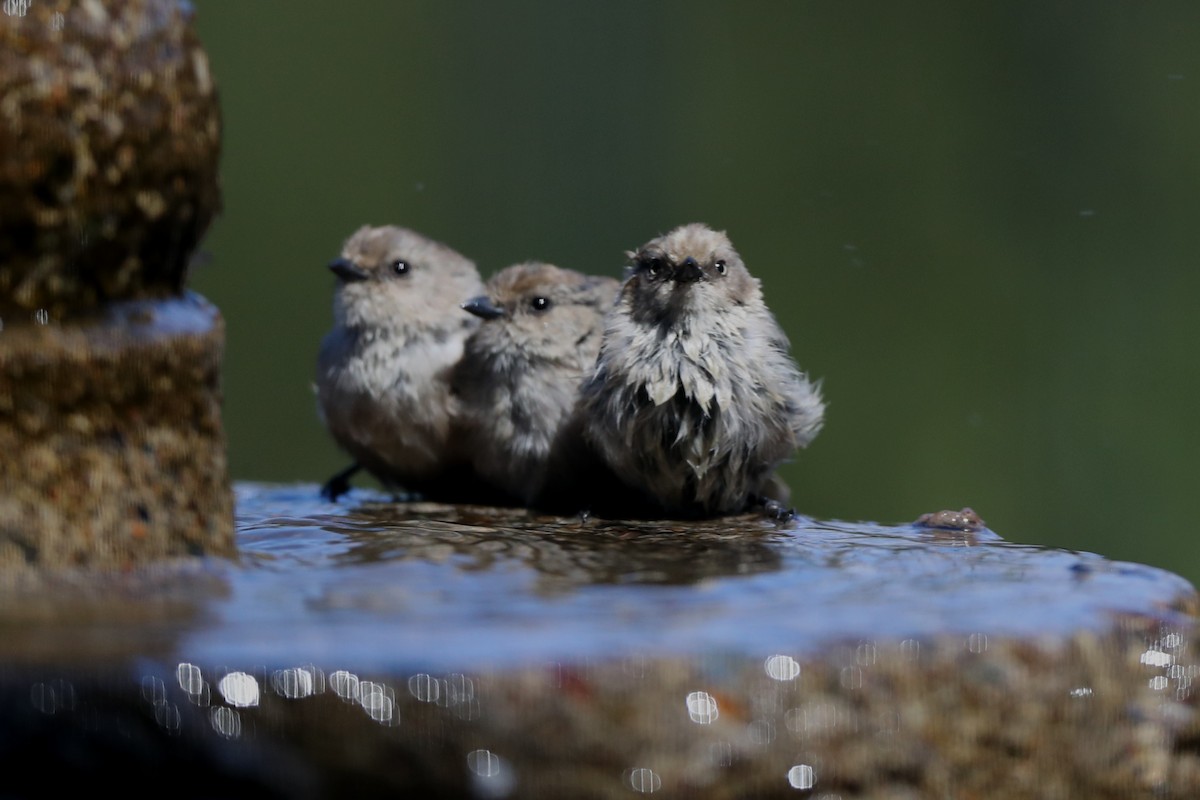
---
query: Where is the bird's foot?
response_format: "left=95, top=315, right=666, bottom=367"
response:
left=753, top=496, right=796, bottom=523
left=320, top=463, right=361, bottom=502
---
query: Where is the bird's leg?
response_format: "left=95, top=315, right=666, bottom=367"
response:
left=320, top=462, right=361, bottom=502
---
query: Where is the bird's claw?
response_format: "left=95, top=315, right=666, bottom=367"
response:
left=755, top=497, right=796, bottom=523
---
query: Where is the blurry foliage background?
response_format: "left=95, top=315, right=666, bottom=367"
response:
left=192, top=2, right=1200, bottom=586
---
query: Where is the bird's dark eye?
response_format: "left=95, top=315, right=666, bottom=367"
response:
left=714, top=260, right=727, bottom=275
left=531, top=296, right=551, bottom=312
left=391, top=259, right=410, bottom=276
left=645, top=257, right=664, bottom=277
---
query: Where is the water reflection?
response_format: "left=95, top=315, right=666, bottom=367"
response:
left=176, top=662, right=204, bottom=696
left=329, top=669, right=358, bottom=702
left=467, top=749, right=515, bottom=798
left=356, top=681, right=397, bottom=725
left=747, top=718, right=775, bottom=746
left=786, top=763, right=815, bottom=790
left=625, top=767, right=662, bottom=793
left=686, top=690, right=719, bottom=724
left=30, top=679, right=73, bottom=715
left=217, top=671, right=259, bottom=707
left=210, top=705, right=240, bottom=739
left=331, top=496, right=789, bottom=591
left=271, top=665, right=320, bottom=699
left=407, top=672, right=439, bottom=702
left=0, top=559, right=230, bottom=665
left=765, top=654, right=802, bottom=681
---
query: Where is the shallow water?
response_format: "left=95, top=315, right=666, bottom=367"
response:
left=7, top=481, right=1189, bottom=674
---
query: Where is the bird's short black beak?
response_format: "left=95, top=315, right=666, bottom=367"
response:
left=675, top=256, right=704, bottom=284
left=328, top=257, right=369, bottom=282
left=461, top=295, right=507, bottom=320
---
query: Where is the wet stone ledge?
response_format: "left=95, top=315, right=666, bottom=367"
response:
left=0, top=294, right=234, bottom=570
left=0, top=486, right=1195, bottom=798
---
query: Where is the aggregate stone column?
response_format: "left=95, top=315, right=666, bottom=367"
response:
left=0, top=0, right=234, bottom=567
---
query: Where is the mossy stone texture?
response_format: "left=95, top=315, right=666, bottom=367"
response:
left=0, top=0, right=231, bottom=567
left=0, top=0, right=220, bottom=321
left=0, top=295, right=234, bottom=568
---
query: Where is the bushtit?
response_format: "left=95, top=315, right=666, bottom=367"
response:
left=453, top=262, right=620, bottom=509
left=316, top=224, right=485, bottom=501
left=580, top=223, right=825, bottom=518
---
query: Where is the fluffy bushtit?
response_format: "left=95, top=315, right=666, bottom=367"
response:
left=580, top=223, right=825, bottom=518
left=453, top=262, right=620, bottom=509
left=316, top=224, right=484, bottom=501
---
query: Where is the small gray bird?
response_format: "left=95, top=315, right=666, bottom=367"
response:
left=453, top=262, right=620, bottom=509
left=316, top=224, right=485, bottom=502
left=580, top=223, right=825, bottom=518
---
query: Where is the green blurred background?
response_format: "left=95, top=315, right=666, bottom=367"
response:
left=191, top=2, right=1200, bottom=587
